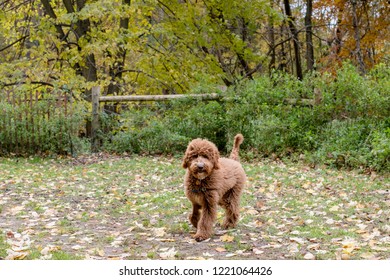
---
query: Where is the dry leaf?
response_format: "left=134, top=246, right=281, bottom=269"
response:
left=287, top=243, right=299, bottom=254
left=246, top=209, right=259, bottom=215
left=153, top=227, right=166, bottom=237
left=215, top=247, right=226, bottom=252
left=5, top=250, right=28, bottom=260
left=41, top=245, right=61, bottom=255
left=253, top=248, right=264, bottom=255
left=159, top=247, right=177, bottom=259
left=290, top=237, right=305, bottom=245
left=303, top=252, right=315, bottom=260
left=220, top=234, right=234, bottom=242
left=202, top=252, right=215, bottom=257
left=97, top=249, right=105, bottom=257
left=361, top=252, right=378, bottom=260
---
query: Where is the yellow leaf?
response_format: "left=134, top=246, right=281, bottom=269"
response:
left=255, top=220, right=263, bottom=227
left=220, top=234, right=234, bottom=242
left=246, top=209, right=259, bottom=215
left=97, top=249, right=105, bottom=257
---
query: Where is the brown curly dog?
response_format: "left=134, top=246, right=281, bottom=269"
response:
left=182, top=134, right=246, bottom=242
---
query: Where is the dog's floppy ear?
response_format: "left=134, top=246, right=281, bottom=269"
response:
left=182, top=152, right=189, bottom=169
left=182, top=144, right=194, bottom=169
left=211, top=147, right=221, bottom=169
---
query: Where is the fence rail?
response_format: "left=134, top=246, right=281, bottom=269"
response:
left=98, top=93, right=221, bottom=102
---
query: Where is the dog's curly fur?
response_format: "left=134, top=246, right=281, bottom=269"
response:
left=182, top=134, right=246, bottom=241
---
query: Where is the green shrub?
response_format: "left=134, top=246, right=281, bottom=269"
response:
left=101, top=62, right=389, bottom=171
left=369, top=126, right=390, bottom=171
left=310, top=119, right=389, bottom=170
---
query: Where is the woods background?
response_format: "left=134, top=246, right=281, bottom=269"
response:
left=0, top=0, right=389, bottom=171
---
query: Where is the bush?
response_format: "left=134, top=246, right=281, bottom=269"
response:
left=310, top=119, right=376, bottom=168
left=104, top=99, right=227, bottom=154
left=101, top=62, right=389, bottom=171
left=369, top=126, right=390, bottom=171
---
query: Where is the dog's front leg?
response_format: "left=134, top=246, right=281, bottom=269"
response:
left=189, top=203, right=201, bottom=228
left=193, top=192, right=218, bottom=242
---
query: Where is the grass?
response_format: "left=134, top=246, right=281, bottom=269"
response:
left=0, top=155, right=389, bottom=260
left=0, top=231, right=9, bottom=259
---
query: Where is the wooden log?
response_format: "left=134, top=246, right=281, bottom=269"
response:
left=98, top=93, right=221, bottom=102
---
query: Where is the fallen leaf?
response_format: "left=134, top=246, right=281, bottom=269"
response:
left=41, top=245, right=61, bottom=255
left=303, top=252, right=315, bottom=260
left=97, top=249, right=105, bottom=257
left=202, top=252, right=214, bottom=257
left=159, top=247, right=177, bottom=259
left=287, top=243, right=299, bottom=254
left=215, top=247, right=226, bottom=253
left=246, top=209, right=259, bottom=215
left=290, top=237, right=305, bottom=245
left=220, top=234, right=234, bottom=242
left=307, top=244, right=320, bottom=250
left=253, top=248, right=264, bottom=255
left=5, top=250, right=28, bottom=260
left=254, top=220, right=263, bottom=227
left=45, top=221, right=57, bottom=229
left=226, top=253, right=237, bottom=258
left=361, top=252, right=378, bottom=260
left=153, top=227, right=166, bottom=237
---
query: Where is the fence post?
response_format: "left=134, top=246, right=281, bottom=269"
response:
left=91, top=86, right=100, bottom=153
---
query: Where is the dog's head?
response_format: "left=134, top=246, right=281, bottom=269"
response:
left=182, top=138, right=220, bottom=180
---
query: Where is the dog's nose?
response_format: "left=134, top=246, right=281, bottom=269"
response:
left=197, top=162, right=205, bottom=169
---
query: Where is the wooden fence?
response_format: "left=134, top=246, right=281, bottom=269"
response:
left=0, top=90, right=77, bottom=155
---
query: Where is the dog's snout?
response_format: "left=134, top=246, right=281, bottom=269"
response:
left=197, top=162, right=205, bottom=169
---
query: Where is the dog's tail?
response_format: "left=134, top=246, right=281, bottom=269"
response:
left=230, top=134, right=244, bottom=162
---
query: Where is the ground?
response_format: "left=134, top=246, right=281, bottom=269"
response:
left=0, top=154, right=389, bottom=260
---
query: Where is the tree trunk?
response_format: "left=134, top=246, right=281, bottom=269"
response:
left=350, top=0, right=366, bottom=75
left=305, top=0, right=314, bottom=72
left=268, top=0, right=276, bottom=73
left=107, top=0, right=131, bottom=96
left=283, top=0, right=303, bottom=80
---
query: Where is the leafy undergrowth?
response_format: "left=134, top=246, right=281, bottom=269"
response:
left=0, top=154, right=389, bottom=260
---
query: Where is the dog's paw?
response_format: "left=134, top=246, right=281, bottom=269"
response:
left=193, top=233, right=210, bottom=242
left=221, top=221, right=236, bottom=230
